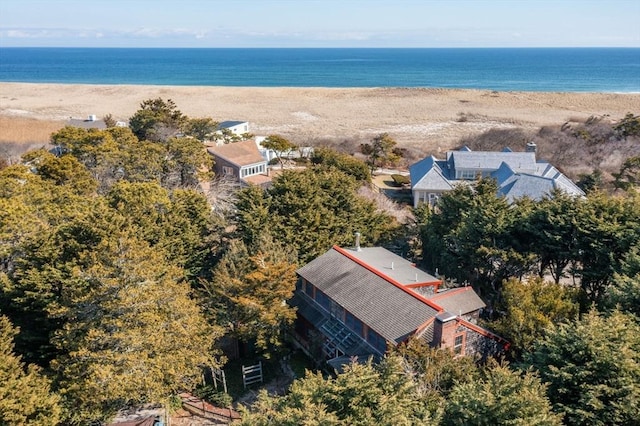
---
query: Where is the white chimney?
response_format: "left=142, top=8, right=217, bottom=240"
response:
left=355, top=232, right=362, bottom=252
left=88, top=114, right=96, bottom=122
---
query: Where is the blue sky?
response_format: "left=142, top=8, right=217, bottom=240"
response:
left=1, top=0, right=639, bottom=48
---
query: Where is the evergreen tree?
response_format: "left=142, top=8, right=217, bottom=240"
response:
left=443, top=361, right=561, bottom=426
left=240, top=355, right=439, bottom=425
left=202, top=235, right=298, bottom=356
left=524, top=309, right=640, bottom=425
left=235, top=168, right=396, bottom=264
left=489, top=277, right=579, bottom=359
left=0, top=315, right=62, bottom=426
left=51, top=237, right=222, bottom=424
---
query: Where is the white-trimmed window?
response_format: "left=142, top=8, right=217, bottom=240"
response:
left=454, top=334, right=465, bottom=355
left=222, top=166, right=234, bottom=176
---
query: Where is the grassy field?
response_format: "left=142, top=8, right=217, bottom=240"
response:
left=0, top=116, right=64, bottom=144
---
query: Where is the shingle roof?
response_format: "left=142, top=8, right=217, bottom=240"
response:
left=207, top=140, right=265, bottom=167
left=427, top=287, right=486, bottom=316
left=217, top=121, right=247, bottom=129
left=410, top=147, right=584, bottom=203
left=296, top=247, right=440, bottom=344
left=449, top=150, right=537, bottom=173
left=344, top=247, right=439, bottom=285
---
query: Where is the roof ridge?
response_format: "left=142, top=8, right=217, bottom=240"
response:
left=428, top=286, right=472, bottom=301
left=332, top=245, right=444, bottom=313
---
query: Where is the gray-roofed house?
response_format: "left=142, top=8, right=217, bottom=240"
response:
left=409, top=144, right=585, bottom=207
left=291, top=243, right=508, bottom=369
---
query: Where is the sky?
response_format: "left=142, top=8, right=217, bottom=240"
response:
left=1, top=0, right=639, bottom=48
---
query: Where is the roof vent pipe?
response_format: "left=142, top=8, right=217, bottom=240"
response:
left=391, top=262, right=394, bottom=270
left=355, top=232, right=362, bottom=252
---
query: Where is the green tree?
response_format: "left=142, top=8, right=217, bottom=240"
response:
left=162, top=136, right=213, bottom=188
left=236, top=168, right=396, bottom=264
left=613, top=113, right=640, bottom=139
left=360, top=133, right=399, bottom=173
left=128, top=98, right=187, bottom=142
left=310, top=146, right=371, bottom=182
left=262, top=134, right=295, bottom=169
left=521, top=191, right=581, bottom=284
left=240, top=355, right=438, bottom=425
left=489, top=277, right=579, bottom=359
left=524, top=309, right=640, bottom=425
left=51, top=237, right=222, bottom=424
left=420, top=178, right=524, bottom=290
left=184, top=117, right=218, bottom=141
left=443, top=361, right=561, bottom=426
left=23, top=149, right=97, bottom=195
left=606, top=246, right=640, bottom=317
left=575, top=193, right=640, bottom=306
left=202, top=236, right=298, bottom=356
left=613, top=155, right=640, bottom=191
left=0, top=315, right=62, bottom=426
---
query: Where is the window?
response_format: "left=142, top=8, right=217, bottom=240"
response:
left=367, top=329, right=387, bottom=353
left=457, top=169, right=477, bottom=180
left=454, top=334, right=464, bottom=355
left=222, top=166, right=234, bottom=176
left=345, top=311, right=364, bottom=337
left=315, top=289, right=331, bottom=312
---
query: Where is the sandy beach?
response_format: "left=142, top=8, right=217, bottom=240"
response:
left=1, top=82, right=639, bottom=154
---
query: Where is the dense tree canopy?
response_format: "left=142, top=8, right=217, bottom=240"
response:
left=489, top=277, right=579, bottom=359
left=235, top=168, right=397, bottom=264
left=51, top=237, right=222, bottom=424
left=443, top=361, right=561, bottom=426
left=240, top=356, right=439, bottom=425
left=200, top=235, right=298, bottom=357
left=0, top=316, right=62, bottom=426
left=524, top=309, right=640, bottom=426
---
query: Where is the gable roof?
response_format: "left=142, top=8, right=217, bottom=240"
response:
left=448, top=149, right=537, bottom=174
left=411, top=147, right=584, bottom=202
left=427, top=287, right=486, bottom=316
left=207, top=140, right=265, bottom=167
left=296, top=247, right=440, bottom=344
left=410, top=156, right=454, bottom=191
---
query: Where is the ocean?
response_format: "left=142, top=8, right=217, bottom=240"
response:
left=0, top=47, right=638, bottom=92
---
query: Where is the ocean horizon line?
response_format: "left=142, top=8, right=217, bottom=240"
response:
left=2, top=47, right=638, bottom=92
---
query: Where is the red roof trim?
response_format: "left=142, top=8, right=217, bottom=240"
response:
left=405, top=281, right=441, bottom=289
left=428, top=286, right=473, bottom=301
left=333, top=245, right=444, bottom=312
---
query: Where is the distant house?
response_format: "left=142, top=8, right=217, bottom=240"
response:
left=290, top=242, right=508, bottom=369
left=207, top=139, right=271, bottom=186
left=67, top=115, right=127, bottom=130
left=67, top=115, right=107, bottom=130
left=409, top=144, right=585, bottom=207
left=217, top=121, right=250, bottom=136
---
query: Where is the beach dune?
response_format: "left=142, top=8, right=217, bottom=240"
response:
left=1, top=82, right=639, bottom=154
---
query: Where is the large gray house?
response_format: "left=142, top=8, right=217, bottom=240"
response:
left=290, top=243, right=508, bottom=369
left=409, top=145, right=585, bottom=207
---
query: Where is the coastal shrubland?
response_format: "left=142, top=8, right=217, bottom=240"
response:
left=1, top=97, right=639, bottom=424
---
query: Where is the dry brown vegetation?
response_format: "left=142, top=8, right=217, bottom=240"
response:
left=0, top=116, right=63, bottom=144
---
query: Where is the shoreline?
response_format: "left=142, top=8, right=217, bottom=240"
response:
left=2, top=82, right=639, bottom=152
